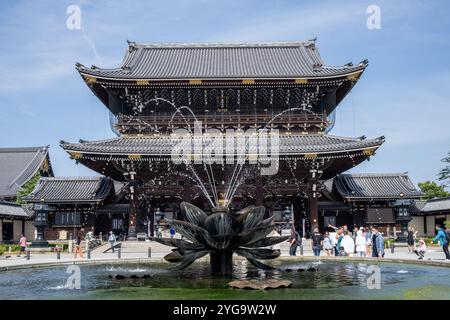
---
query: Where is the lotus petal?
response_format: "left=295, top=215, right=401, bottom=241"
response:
left=151, top=237, right=201, bottom=250
left=246, top=248, right=281, bottom=259
left=171, top=250, right=210, bottom=271
left=236, top=206, right=265, bottom=230
left=180, top=202, right=207, bottom=227
left=244, top=236, right=290, bottom=248
left=164, top=249, right=183, bottom=263
left=165, top=218, right=212, bottom=245
left=239, top=224, right=276, bottom=245
left=234, top=249, right=277, bottom=270
left=204, top=212, right=234, bottom=236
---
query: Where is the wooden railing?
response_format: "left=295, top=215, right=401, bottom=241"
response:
left=115, top=112, right=328, bottom=134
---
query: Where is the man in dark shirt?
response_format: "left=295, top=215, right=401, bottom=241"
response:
left=289, top=228, right=301, bottom=256
left=312, top=228, right=323, bottom=256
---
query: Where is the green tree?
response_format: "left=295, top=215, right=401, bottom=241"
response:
left=438, top=150, right=450, bottom=187
left=15, top=172, right=41, bottom=204
left=418, top=181, right=450, bottom=200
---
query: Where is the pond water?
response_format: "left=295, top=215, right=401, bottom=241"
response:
left=0, top=260, right=449, bottom=300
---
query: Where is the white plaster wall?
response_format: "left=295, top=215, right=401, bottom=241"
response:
left=426, top=215, right=435, bottom=237
left=24, top=221, right=35, bottom=241
left=410, top=216, right=425, bottom=237
left=13, top=220, right=23, bottom=241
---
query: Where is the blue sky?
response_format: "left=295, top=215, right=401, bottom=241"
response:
left=0, top=0, right=449, bottom=187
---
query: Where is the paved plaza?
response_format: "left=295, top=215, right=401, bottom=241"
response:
left=1, top=239, right=449, bottom=270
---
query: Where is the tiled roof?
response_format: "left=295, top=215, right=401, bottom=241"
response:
left=76, top=41, right=367, bottom=80
left=60, top=134, right=384, bottom=156
left=408, top=200, right=427, bottom=214
left=0, top=146, right=52, bottom=198
left=421, top=197, right=450, bottom=213
left=334, top=173, right=423, bottom=200
left=0, top=201, right=32, bottom=219
left=23, top=177, right=112, bottom=203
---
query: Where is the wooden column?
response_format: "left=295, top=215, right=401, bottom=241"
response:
left=308, top=194, right=318, bottom=232
left=127, top=182, right=138, bottom=240
left=255, top=177, right=264, bottom=206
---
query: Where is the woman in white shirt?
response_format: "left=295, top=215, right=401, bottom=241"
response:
left=355, top=230, right=367, bottom=257
left=341, top=231, right=355, bottom=256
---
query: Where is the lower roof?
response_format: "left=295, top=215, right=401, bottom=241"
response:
left=333, top=172, right=423, bottom=200
left=0, top=201, right=32, bottom=219
left=60, top=134, right=384, bottom=157
left=412, top=197, right=450, bottom=215
left=23, top=177, right=113, bottom=203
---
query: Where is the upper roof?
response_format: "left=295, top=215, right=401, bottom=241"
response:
left=23, top=176, right=113, bottom=203
left=76, top=40, right=368, bottom=81
left=60, top=134, right=384, bottom=157
left=0, top=201, right=32, bottom=219
left=334, top=173, right=423, bottom=200
left=0, top=146, right=52, bottom=199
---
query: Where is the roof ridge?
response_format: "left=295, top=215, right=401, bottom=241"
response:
left=129, top=41, right=315, bottom=49
left=427, top=196, right=450, bottom=202
left=0, top=146, right=47, bottom=153
left=39, top=176, right=104, bottom=181
left=340, top=172, right=409, bottom=177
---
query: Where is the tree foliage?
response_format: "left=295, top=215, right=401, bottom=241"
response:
left=418, top=181, right=450, bottom=200
left=438, top=150, right=450, bottom=187
left=15, top=172, right=41, bottom=204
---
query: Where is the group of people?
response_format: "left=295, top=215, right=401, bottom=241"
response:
left=406, top=225, right=450, bottom=260
left=288, top=223, right=450, bottom=261
left=289, top=224, right=385, bottom=258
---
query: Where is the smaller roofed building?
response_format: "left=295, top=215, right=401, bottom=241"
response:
left=0, top=146, right=53, bottom=243
left=23, top=177, right=116, bottom=240
left=320, top=173, right=424, bottom=237
left=0, top=201, right=34, bottom=243
left=409, top=197, right=450, bottom=237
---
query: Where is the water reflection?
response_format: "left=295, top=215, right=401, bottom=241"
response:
left=0, top=261, right=449, bottom=300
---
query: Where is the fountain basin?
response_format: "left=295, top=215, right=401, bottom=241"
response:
left=0, top=258, right=449, bottom=300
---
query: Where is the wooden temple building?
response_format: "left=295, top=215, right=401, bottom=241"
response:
left=16, top=41, right=444, bottom=240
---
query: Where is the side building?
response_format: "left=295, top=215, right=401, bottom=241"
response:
left=0, top=146, right=53, bottom=243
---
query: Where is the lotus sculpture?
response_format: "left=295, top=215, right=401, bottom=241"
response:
left=152, top=202, right=289, bottom=276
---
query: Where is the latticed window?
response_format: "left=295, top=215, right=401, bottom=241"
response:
left=112, top=218, right=124, bottom=230
left=54, top=212, right=81, bottom=226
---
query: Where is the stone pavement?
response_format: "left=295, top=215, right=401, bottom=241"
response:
left=1, top=238, right=449, bottom=270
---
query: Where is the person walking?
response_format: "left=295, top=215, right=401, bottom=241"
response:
left=335, top=228, right=344, bottom=256
left=74, top=235, right=84, bottom=258
left=169, top=227, right=176, bottom=239
left=413, top=239, right=427, bottom=260
left=311, top=228, right=323, bottom=257
left=432, top=225, right=450, bottom=260
left=323, top=231, right=333, bottom=256
left=355, top=230, right=366, bottom=257
left=407, top=226, right=417, bottom=253
left=341, top=231, right=355, bottom=256
left=371, top=226, right=385, bottom=258
left=17, top=234, right=27, bottom=257
left=289, top=227, right=301, bottom=256
left=108, top=231, right=116, bottom=253
left=364, top=227, right=372, bottom=256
